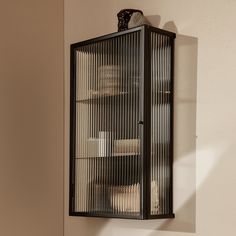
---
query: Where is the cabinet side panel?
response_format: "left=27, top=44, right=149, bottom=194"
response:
left=150, top=32, right=173, bottom=216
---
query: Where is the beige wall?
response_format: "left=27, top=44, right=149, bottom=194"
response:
left=0, top=1, right=64, bottom=236
left=65, top=0, right=236, bottom=236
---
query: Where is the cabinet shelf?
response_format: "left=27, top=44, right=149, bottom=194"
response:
left=76, top=91, right=138, bottom=104
left=75, top=154, right=139, bottom=159
left=70, top=25, right=175, bottom=219
left=76, top=91, right=171, bottom=104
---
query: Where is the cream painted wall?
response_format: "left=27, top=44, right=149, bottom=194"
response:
left=65, top=0, right=236, bottom=236
left=0, top=1, right=64, bottom=236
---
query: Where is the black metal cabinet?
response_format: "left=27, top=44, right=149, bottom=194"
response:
left=70, top=25, right=175, bottom=219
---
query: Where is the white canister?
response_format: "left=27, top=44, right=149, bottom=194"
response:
left=98, top=131, right=113, bottom=157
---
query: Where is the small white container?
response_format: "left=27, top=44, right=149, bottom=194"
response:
left=99, top=131, right=113, bottom=157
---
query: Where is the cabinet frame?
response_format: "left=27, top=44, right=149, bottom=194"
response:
left=69, top=25, right=175, bottom=219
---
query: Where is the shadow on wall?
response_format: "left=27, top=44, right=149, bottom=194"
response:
left=161, top=19, right=197, bottom=233
left=146, top=15, right=161, bottom=27
left=67, top=217, right=109, bottom=236
left=157, top=24, right=198, bottom=233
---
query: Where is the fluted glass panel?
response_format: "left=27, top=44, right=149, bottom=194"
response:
left=75, top=31, right=141, bottom=216
left=150, top=32, right=172, bottom=215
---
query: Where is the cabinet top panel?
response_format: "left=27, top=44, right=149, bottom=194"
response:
left=71, top=25, right=176, bottom=49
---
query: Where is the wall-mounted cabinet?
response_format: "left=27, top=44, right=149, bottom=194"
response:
left=70, top=25, right=175, bottom=219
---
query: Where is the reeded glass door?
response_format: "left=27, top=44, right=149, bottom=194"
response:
left=74, top=31, right=142, bottom=217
